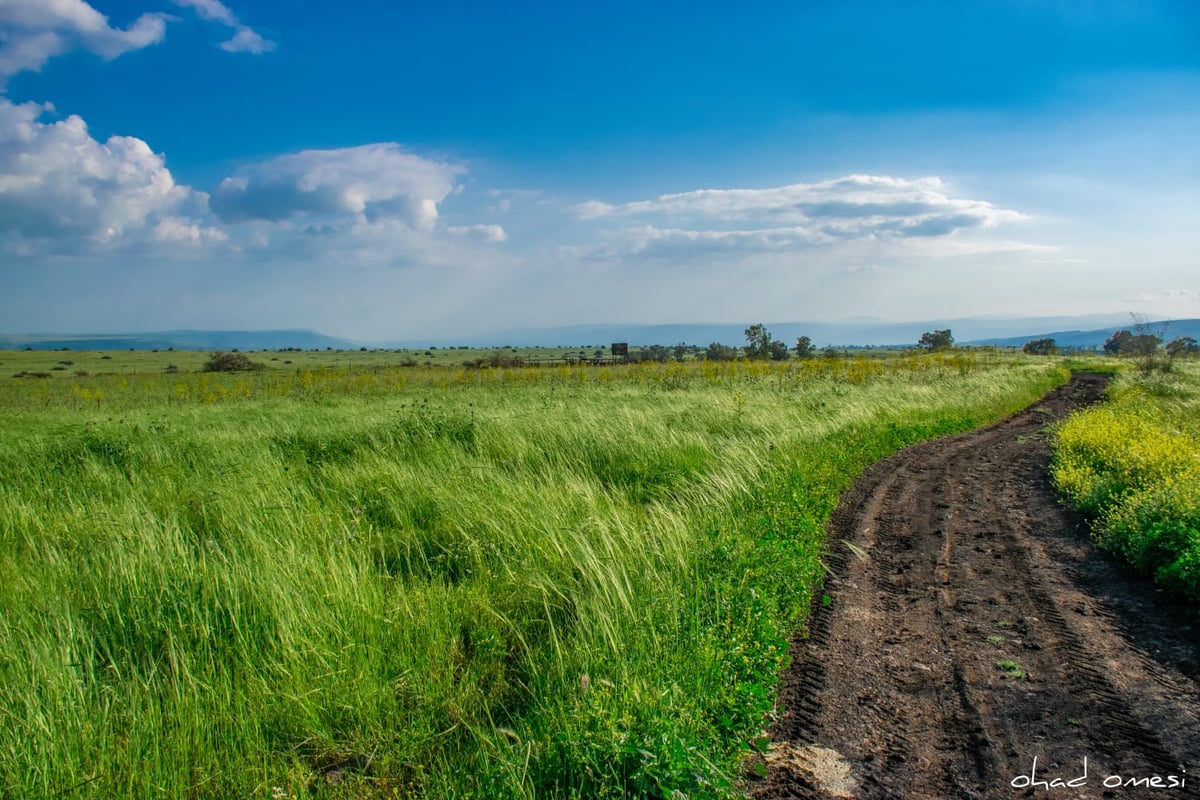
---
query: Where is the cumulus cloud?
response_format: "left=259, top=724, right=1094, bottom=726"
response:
left=447, top=223, right=507, bottom=243
left=574, top=175, right=1027, bottom=246
left=210, top=143, right=465, bottom=230
left=0, top=0, right=167, bottom=80
left=170, top=0, right=275, bottom=53
left=0, top=98, right=214, bottom=247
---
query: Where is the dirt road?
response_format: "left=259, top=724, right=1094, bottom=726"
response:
left=750, top=373, right=1198, bottom=799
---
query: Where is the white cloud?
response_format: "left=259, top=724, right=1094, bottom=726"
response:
left=0, top=0, right=167, bottom=80
left=220, top=26, right=273, bottom=54
left=0, top=98, right=210, bottom=247
left=171, top=0, right=236, bottom=26
left=0, top=111, right=504, bottom=264
left=447, top=223, right=507, bottom=243
left=574, top=174, right=1027, bottom=242
left=170, top=0, right=275, bottom=54
left=210, top=143, right=465, bottom=230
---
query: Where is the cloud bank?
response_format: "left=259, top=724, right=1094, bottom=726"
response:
left=575, top=175, right=1028, bottom=256
left=210, top=144, right=465, bottom=230
left=0, top=94, right=494, bottom=264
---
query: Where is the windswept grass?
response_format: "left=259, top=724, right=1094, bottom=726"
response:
left=0, top=353, right=1067, bottom=798
left=1052, top=361, right=1200, bottom=603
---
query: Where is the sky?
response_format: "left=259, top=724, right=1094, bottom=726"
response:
left=0, top=0, right=1197, bottom=342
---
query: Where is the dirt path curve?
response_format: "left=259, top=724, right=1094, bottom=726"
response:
left=749, top=373, right=1198, bottom=799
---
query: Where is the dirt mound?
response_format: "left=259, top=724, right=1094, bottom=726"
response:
left=750, top=373, right=1198, bottom=799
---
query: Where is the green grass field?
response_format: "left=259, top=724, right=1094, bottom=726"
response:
left=0, top=351, right=1069, bottom=799
left=1052, top=360, right=1200, bottom=603
left=0, top=344, right=618, bottom=377
left=1, top=343, right=725, bottom=379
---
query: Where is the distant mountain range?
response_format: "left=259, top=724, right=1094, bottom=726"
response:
left=0, top=329, right=356, bottom=351
left=459, top=315, right=1136, bottom=349
left=968, top=319, right=1200, bottom=350
left=3, top=316, right=1196, bottom=351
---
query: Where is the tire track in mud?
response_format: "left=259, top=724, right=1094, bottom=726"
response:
left=750, top=374, right=1198, bottom=800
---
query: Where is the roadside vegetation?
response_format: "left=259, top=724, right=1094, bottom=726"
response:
left=1052, top=359, right=1200, bottom=604
left=0, top=349, right=1067, bottom=798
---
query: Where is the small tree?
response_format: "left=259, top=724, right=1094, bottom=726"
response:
left=1130, top=314, right=1168, bottom=374
left=1105, top=317, right=1171, bottom=373
left=794, top=335, right=816, bottom=359
left=705, top=342, right=739, bottom=361
left=1022, top=338, right=1058, bottom=356
left=743, top=323, right=774, bottom=360
left=1128, top=333, right=1163, bottom=355
left=1166, top=336, right=1199, bottom=360
left=918, top=329, right=953, bottom=351
left=767, top=340, right=790, bottom=361
left=1103, top=329, right=1133, bottom=355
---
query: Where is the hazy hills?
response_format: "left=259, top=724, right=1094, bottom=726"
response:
left=968, top=319, right=1200, bottom=350
left=467, top=314, right=1138, bottom=349
left=0, top=330, right=355, bottom=352
left=3, top=316, right=1196, bottom=352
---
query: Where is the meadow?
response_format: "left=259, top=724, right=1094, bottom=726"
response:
left=1, top=343, right=681, bottom=380
left=0, top=350, right=1068, bottom=799
left=1052, top=360, right=1200, bottom=603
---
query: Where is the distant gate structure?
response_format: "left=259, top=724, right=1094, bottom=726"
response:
left=611, top=342, right=629, bottom=363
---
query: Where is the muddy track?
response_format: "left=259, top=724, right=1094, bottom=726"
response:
left=749, top=373, right=1198, bottom=799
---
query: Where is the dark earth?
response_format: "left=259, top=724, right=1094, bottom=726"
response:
left=749, top=373, right=1198, bottom=799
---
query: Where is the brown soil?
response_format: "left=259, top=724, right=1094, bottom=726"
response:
left=749, top=373, right=1198, bottom=799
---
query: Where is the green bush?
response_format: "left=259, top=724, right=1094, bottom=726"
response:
left=202, top=351, right=264, bottom=372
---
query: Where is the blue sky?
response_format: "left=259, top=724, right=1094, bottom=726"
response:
left=1, top=0, right=1197, bottom=341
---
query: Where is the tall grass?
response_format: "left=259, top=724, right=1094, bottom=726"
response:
left=1052, top=361, right=1200, bottom=603
left=0, top=354, right=1066, bottom=798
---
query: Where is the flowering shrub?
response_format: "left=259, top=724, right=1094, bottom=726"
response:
left=1053, top=373, right=1200, bottom=602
